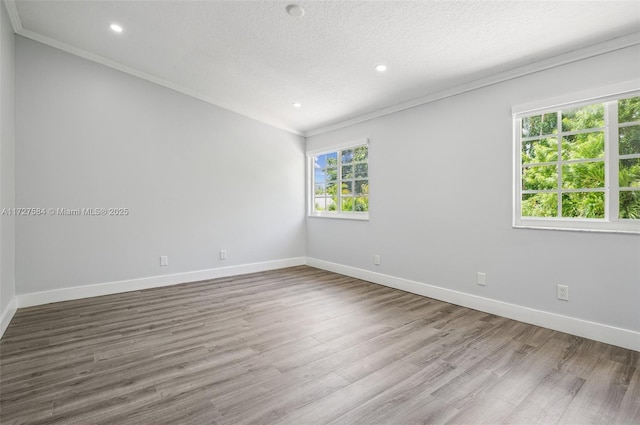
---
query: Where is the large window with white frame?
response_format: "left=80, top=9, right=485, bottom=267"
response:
left=513, top=87, right=640, bottom=233
left=308, top=139, right=369, bottom=219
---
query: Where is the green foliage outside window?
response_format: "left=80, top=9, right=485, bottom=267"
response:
left=313, top=146, right=368, bottom=213
left=521, top=96, right=640, bottom=219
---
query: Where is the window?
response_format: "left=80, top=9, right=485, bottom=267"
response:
left=514, top=87, right=640, bottom=233
left=308, top=139, right=369, bottom=219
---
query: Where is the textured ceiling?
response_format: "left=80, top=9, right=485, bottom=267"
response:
left=6, top=0, right=640, bottom=135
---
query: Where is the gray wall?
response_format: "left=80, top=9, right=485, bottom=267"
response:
left=0, top=1, right=16, bottom=318
left=306, top=45, right=640, bottom=333
left=6, top=24, right=640, bottom=341
left=15, top=37, right=306, bottom=294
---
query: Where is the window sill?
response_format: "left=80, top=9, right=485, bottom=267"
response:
left=513, top=219, right=640, bottom=235
left=308, top=212, right=369, bottom=221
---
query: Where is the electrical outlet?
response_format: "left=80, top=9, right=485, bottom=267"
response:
left=160, top=256, right=168, bottom=266
left=220, top=250, right=227, bottom=260
left=477, top=272, right=486, bottom=286
left=557, top=284, right=569, bottom=301
left=373, top=254, right=381, bottom=265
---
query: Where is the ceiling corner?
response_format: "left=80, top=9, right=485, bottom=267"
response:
left=3, top=0, right=23, bottom=33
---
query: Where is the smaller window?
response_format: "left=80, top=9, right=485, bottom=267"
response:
left=308, top=140, right=369, bottom=220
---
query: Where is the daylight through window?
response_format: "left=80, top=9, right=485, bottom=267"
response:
left=514, top=92, right=640, bottom=233
left=309, top=141, right=369, bottom=219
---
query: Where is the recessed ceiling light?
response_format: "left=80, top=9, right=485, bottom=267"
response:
left=375, top=64, right=387, bottom=72
left=110, top=24, right=123, bottom=33
left=286, top=4, right=305, bottom=18
left=293, top=102, right=302, bottom=108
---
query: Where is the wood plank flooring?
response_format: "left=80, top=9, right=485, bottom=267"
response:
left=1, top=266, right=638, bottom=424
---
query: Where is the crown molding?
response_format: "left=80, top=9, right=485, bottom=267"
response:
left=5, top=0, right=639, bottom=139
left=18, top=29, right=304, bottom=137
left=4, top=1, right=303, bottom=137
left=3, top=0, right=21, bottom=32
left=305, top=32, right=640, bottom=137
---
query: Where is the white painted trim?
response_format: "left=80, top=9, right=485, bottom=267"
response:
left=512, top=81, right=639, bottom=116
left=3, top=1, right=22, bottom=32
left=305, top=258, right=640, bottom=352
left=5, top=257, right=639, bottom=351
left=306, top=138, right=369, bottom=156
left=513, top=220, right=640, bottom=235
left=306, top=33, right=640, bottom=137
left=0, top=296, right=17, bottom=339
left=5, top=1, right=639, bottom=138
left=307, top=213, right=369, bottom=221
left=2, top=2, right=302, bottom=137
left=512, top=90, right=640, bottom=235
left=16, top=258, right=306, bottom=308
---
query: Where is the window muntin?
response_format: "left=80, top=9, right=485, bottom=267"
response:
left=515, top=93, right=640, bottom=233
left=309, top=143, right=369, bottom=218
left=618, top=97, right=640, bottom=220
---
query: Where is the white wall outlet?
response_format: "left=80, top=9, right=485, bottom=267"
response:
left=477, top=272, right=486, bottom=286
left=557, top=284, right=569, bottom=301
left=220, top=249, right=227, bottom=260
left=373, top=254, right=381, bottom=265
left=160, top=256, right=168, bottom=266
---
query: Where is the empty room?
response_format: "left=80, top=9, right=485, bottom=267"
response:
left=1, top=0, right=639, bottom=424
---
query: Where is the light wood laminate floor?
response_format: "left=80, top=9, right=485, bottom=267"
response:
left=1, top=266, right=638, bottom=424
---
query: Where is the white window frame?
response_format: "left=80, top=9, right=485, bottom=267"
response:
left=307, top=138, right=369, bottom=220
left=513, top=81, right=640, bottom=234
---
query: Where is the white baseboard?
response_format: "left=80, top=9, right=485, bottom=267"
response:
left=16, top=257, right=306, bottom=309
left=0, top=296, right=17, bottom=339
left=306, top=258, right=640, bottom=352
left=6, top=256, right=639, bottom=351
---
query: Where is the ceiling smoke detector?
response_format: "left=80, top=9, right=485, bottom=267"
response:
left=286, top=4, right=305, bottom=18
